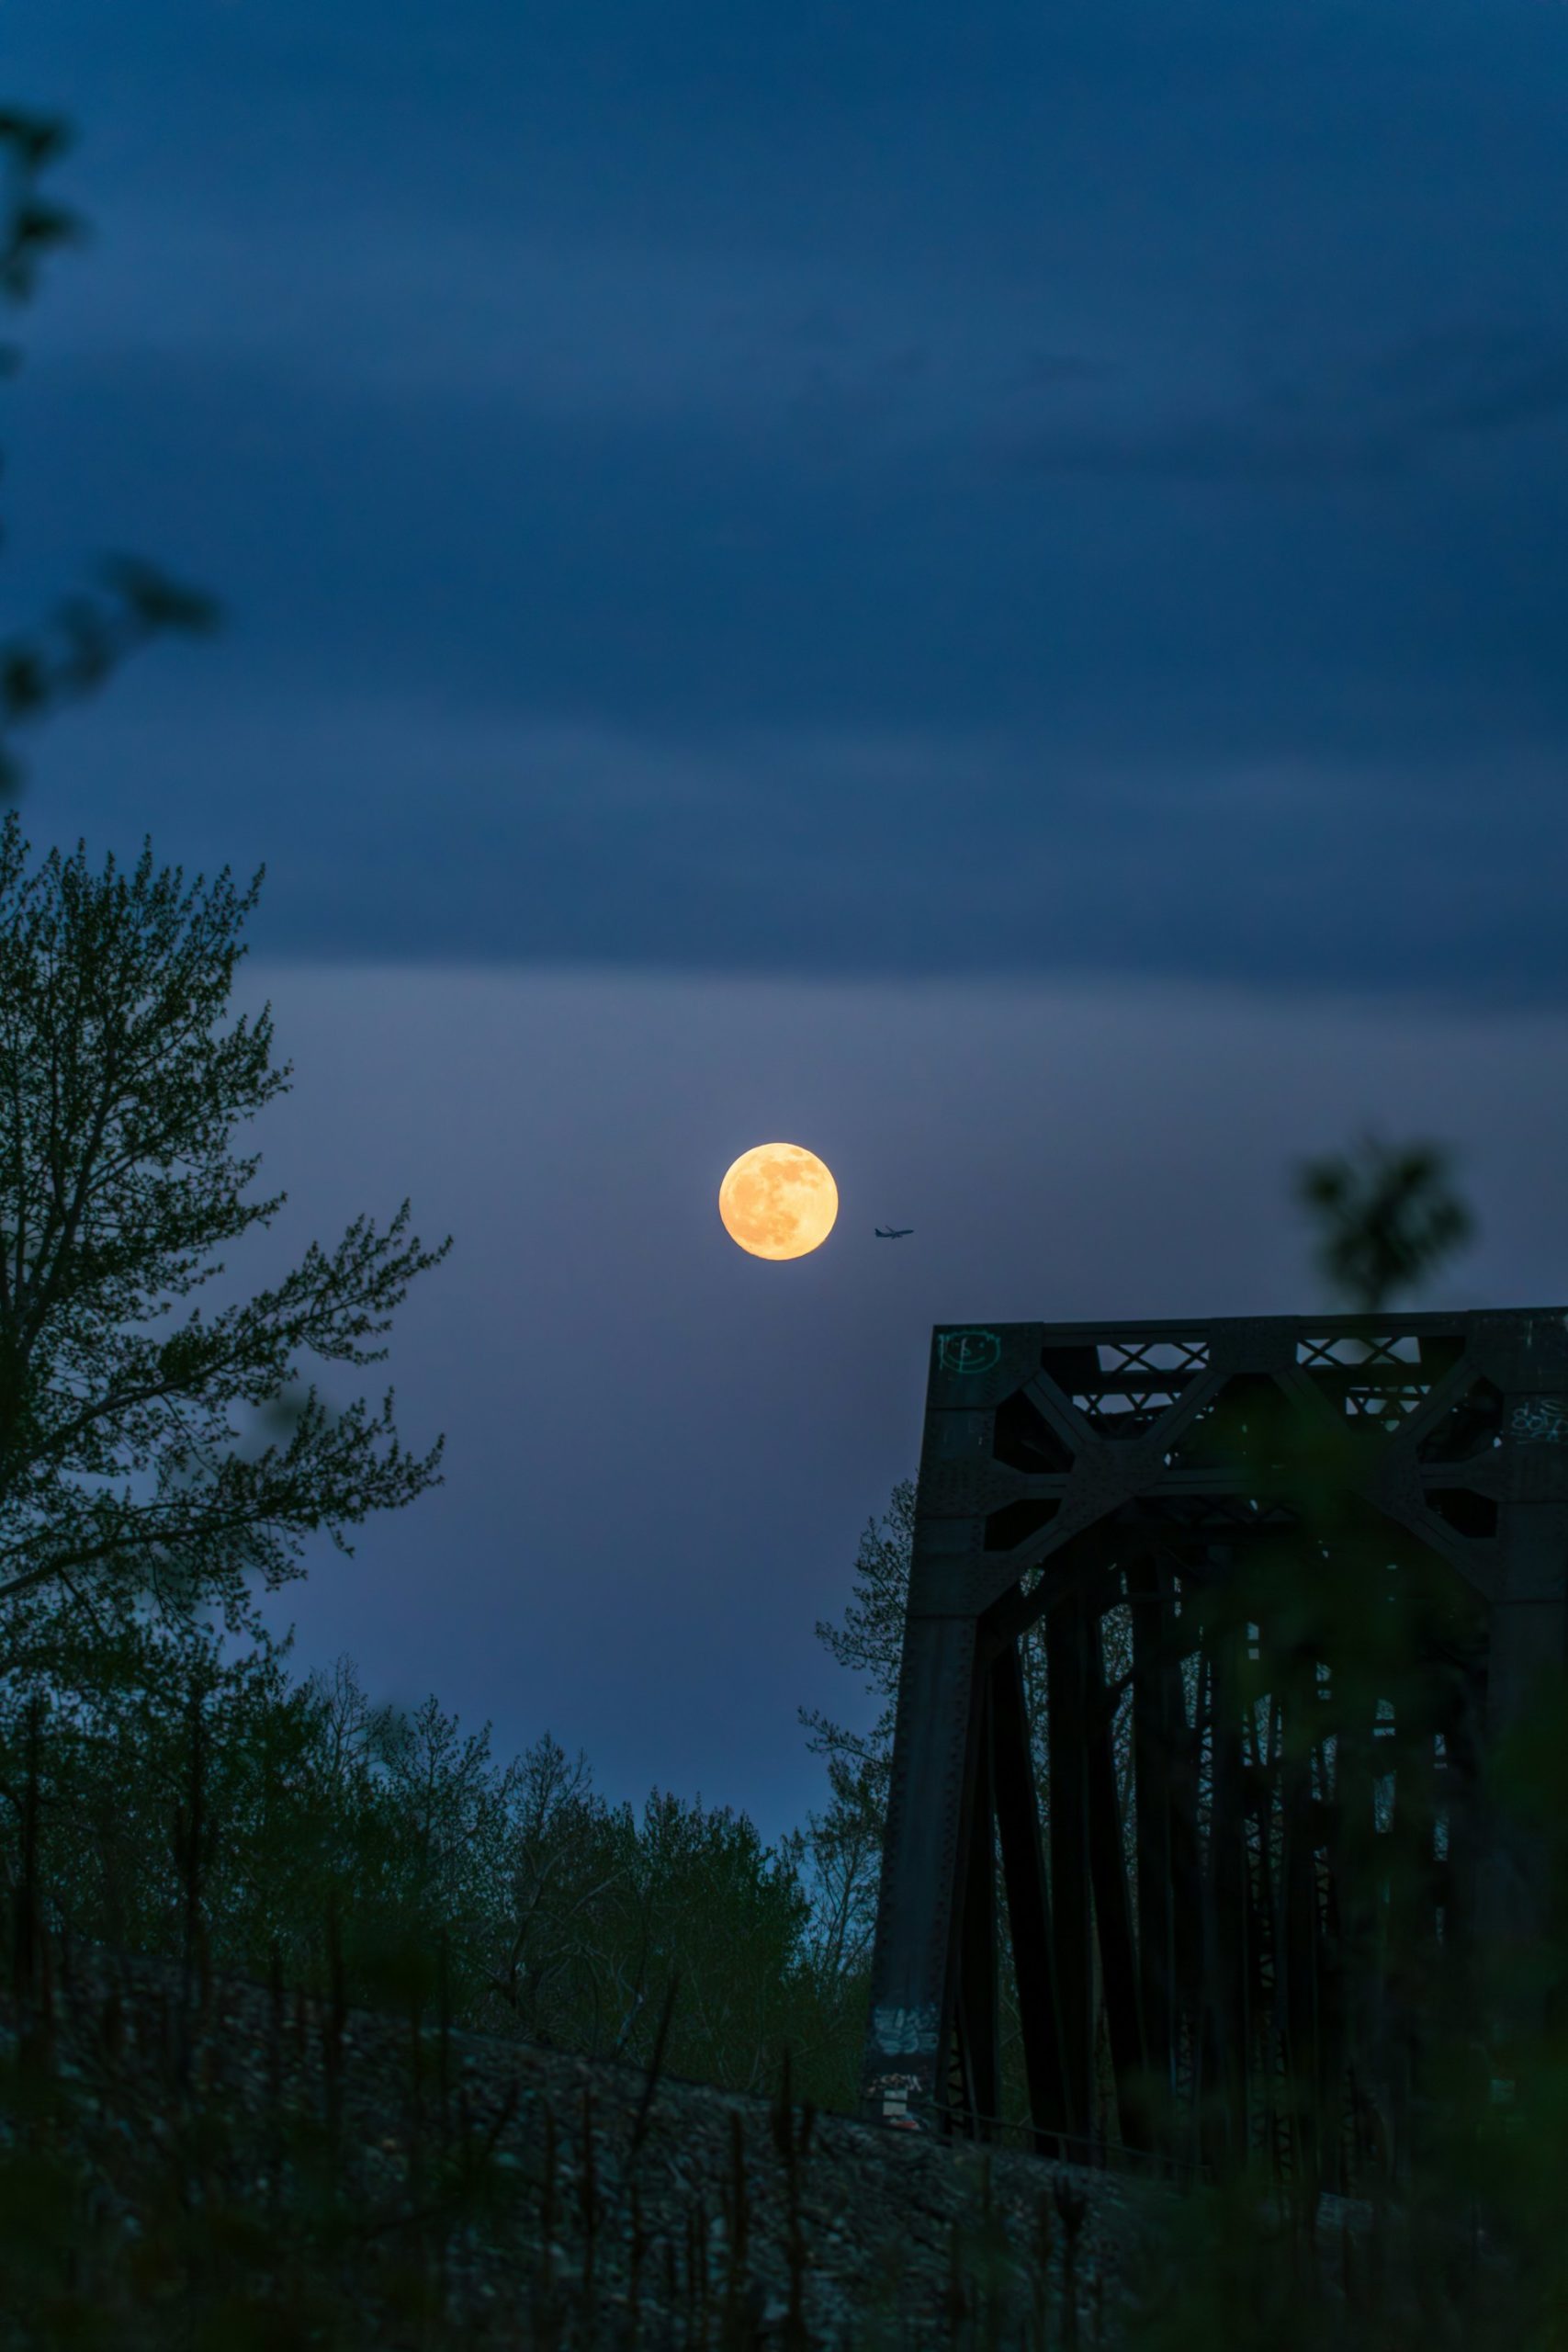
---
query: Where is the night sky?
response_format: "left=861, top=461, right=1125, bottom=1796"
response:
left=6, top=1, right=1568, bottom=1841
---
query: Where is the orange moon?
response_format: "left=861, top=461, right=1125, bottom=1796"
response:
left=718, top=1143, right=839, bottom=1261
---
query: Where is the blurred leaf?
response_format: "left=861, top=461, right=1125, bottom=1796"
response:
left=98, top=555, right=223, bottom=637
left=0, top=105, right=218, bottom=804
left=0, top=644, right=47, bottom=715
left=1294, top=1129, right=1475, bottom=1312
left=0, top=109, right=74, bottom=174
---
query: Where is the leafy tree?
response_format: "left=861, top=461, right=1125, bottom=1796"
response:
left=0, top=1582, right=852, bottom=2103
left=0, top=816, right=452, bottom=1648
left=0, top=1608, right=532, bottom=2018
left=615, top=1788, right=813, bottom=2092
left=0, top=1586, right=338, bottom=1962
left=796, top=1479, right=912, bottom=1981
left=473, top=1729, right=825, bottom=2093
left=481, top=1727, right=632, bottom=2043
left=0, top=762, right=829, bottom=2079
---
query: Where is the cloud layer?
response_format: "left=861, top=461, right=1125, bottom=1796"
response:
left=5, top=0, right=1567, bottom=997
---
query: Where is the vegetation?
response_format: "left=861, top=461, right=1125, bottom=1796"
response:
left=0, top=1596, right=862, bottom=2114
left=0, top=817, right=1501, bottom=2344
left=0, top=947, right=1551, bottom=2310
left=0, top=816, right=451, bottom=1653
left=1, top=87, right=1558, bottom=2352
left=0, top=1571, right=1565, bottom=2347
left=0, top=805, right=1524, bottom=2343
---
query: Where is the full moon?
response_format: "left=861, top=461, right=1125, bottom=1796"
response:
left=718, top=1142, right=839, bottom=1261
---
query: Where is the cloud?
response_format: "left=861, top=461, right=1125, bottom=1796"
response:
left=10, top=0, right=1568, bottom=1013
left=26, top=688, right=1568, bottom=1007
left=998, top=322, right=1568, bottom=483
left=996, top=350, right=1121, bottom=396
left=1371, top=324, right=1568, bottom=440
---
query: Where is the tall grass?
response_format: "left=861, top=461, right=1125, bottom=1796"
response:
left=2, top=1648, right=1566, bottom=2347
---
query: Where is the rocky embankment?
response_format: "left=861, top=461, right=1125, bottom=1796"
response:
left=0, top=1935, right=1505, bottom=2346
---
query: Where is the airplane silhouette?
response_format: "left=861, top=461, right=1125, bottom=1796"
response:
left=874, top=1226, right=914, bottom=1238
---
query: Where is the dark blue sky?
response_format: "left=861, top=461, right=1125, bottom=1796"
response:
left=220, top=962, right=1568, bottom=1845
left=5, top=2, right=1568, bottom=1840
left=8, top=0, right=1568, bottom=996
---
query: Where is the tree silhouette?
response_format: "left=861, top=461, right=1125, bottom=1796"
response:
left=0, top=815, right=452, bottom=1645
